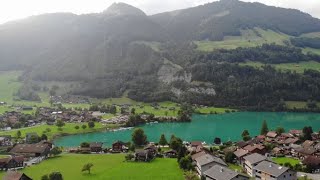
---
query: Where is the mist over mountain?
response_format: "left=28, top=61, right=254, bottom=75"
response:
left=1, top=0, right=320, bottom=110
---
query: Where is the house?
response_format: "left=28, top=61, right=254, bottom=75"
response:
left=253, top=161, right=297, bottom=180
left=195, top=154, right=227, bottom=176
left=164, top=150, right=177, bottom=158
left=289, top=130, right=302, bottom=137
left=0, top=136, right=12, bottom=146
left=296, top=147, right=316, bottom=158
left=243, top=144, right=267, bottom=155
left=266, top=131, right=278, bottom=139
left=3, top=171, right=32, bottom=180
left=0, top=156, right=24, bottom=170
left=302, top=140, right=314, bottom=148
left=112, top=141, right=128, bottom=152
left=90, top=142, right=103, bottom=153
left=135, top=149, right=154, bottom=162
left=190, top=141, right=204, bottom=153
left=144, top=145, right=157, bottom=156
left=284, top=138, right=299, bottom=146
left=236, top=141, right=248, bottom=149
left=272, top=147, right=285, bottom=156
left=243, top=153, right=270, bottom=177
left=204, top=165, right=249, bottom=180
left=191, top=151, right=207, bottom=161
left=9, top=144, right=50, bottom=157
left=302, top=156, right=320, bottom=172
left=234, top=149, right=249, bottom=165
left=314, top=142, right=320, bottom=151
left=25, top=133, right=39, bottom=144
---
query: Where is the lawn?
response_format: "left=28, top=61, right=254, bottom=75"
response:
left=195, top=28, right=290, bottom=51
left=196, top=107, right=234, bottom=114
left=272, top=157, right=301, bottom=167
left=286, top=101, right=320, bottom=110
left=239, top=61, right=320, bottom=74
left=0, top=123, right=118, bottom=140
left=228, top=163, right=243, bottom=172
left=0, top=154, right=184, bottom=180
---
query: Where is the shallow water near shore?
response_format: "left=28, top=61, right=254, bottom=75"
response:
left=55, top=112, right=320, bottom=147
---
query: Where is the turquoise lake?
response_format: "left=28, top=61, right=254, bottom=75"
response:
left=54, top=112, right=320, bottom=147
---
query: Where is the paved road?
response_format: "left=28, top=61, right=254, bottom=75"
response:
left=298, top=172, right=320, bottom=180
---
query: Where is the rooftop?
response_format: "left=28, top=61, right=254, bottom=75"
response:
left=243, top=153, right=268, bottom=165
left=195, top=154, right=227, bottom=167
left=204, top=165, right=244, bottom=180
left=254, top=161, right=289, bottom=177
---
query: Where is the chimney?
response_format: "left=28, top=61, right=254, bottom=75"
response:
left=269, top=163, right=273, bottom=168
left=220, top=167, right=224, bottom=172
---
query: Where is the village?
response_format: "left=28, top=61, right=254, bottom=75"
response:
left=0, top=119, right=319, bottom=180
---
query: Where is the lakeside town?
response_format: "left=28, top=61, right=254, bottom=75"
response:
left=0, top=100, right=319, bottom=180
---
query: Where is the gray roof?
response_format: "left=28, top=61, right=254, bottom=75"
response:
left=204, top=165, right=244, bottom=180
left=254, top=161, right=290, bottom=177
left=243, top=153, right=267, bottom=165
left=195, top=154, right=227, bottom=167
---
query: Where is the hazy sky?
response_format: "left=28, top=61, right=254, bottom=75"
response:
left=0, top=0, right=319, bottom=24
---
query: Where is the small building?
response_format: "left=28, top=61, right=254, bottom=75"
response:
left=3, top=171, right=32, bottom=180
left=253, top=161, right=296, bottom=180
left=243, top=153, right=270, bottom=177
left=204, top=165, right=249, bottom=180
left=135, top=149, right=154, bottom=162
left=191, top=151, right=207, bottom=161
left=0, top=156, right=24, bottom=170
left=112, top=141, right=127, bottom=152
left=243, top=144, right=267, bottom=155
left=0, top=136, right=12, bottom=146
left=144, top=145, right=157, bottom=156
left=9, top=144, right=50, bottom=157
left=195, top=154, right=227, bottom=176
left=90, top=142, right=103, bottom=153
left=164, top=150, right=177, bottom=158
left=302, top=140, right=314, bottom=148
left=266, top=131, right=278, bottom=139
left=234, top=149, right=249, bottom=165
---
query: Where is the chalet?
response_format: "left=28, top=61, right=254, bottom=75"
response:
left=135, top=149, right=154, bottom=162
left=314, top=142, right=320, bottom=150
left=112, top=141, right=128, bottom=152
left=284, top=138, right=299, bottom=146
left=9, top=144, right=50, bottom=157
left=243, top=153, right=271, bottom=177
left=234, top=149, right=249, bottom=165
left=204, top=165, right=249, bottom=180
left=272, top=147, right=285, bottom=156
left=243, top=144, right=267, bottom=155
left=194, top=154, right=227, bottom=176
left=190, top=141, right=204, bottom=153
left=236, top=141, right=248, bottom=149
left=164, top=150, right=177, bottom=158
left=266, top=131, right=278, bottom=139
left=90, top=142, right=103, bottom=153
left=144, top=145, right=157, bottom=156
left=302, top=156, right=320, bottom=172
left=253, top=161, right=296, bottom=180
left=3, top=171, right=32, bottom=180
left=289, top=130, right=302, bottom=137
left=0, top=136, right=12, bottom=146
left=296, top=147, right=316, bottom=158
left=0, top=156, right=24, bottom=170
left=80, top=147, right=91, bottom=154
left=302, top=140, right=314, bottom=148
left=191, top=151, right=207, bottom=161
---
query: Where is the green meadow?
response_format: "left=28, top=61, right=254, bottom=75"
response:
left=0, top=154, right=184, bottom=180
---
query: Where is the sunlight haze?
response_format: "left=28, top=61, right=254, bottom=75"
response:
left=0, top=0, right=319, bottom=24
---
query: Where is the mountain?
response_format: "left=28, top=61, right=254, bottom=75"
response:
left=151, top=0, right=320, bottom=40
left=1, top=1, right=320, bottom=110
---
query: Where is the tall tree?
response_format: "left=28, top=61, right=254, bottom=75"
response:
left=159, top=134, right=168, bottom=146
left=132, top=128, right=147, bottom=146
left=302, top=126, right=313, bottom=141
left=48, top=172, right=63, bottom=180
left=275, top=127, right=285, bottom=135
left=260, top=120, right=269, bottom=135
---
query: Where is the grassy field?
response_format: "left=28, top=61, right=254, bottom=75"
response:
left=195, top=28, right=290, bottom=51
left=272, top=157, right=301, bottom=167
left=286, top=101, right=320, bottom=110
left=196, top=107, right=234, bottom=114
left=0, top=123, right=117, bottom=140
left=228, top=163, right=242, bottom=172
left=0, top=154, right=184, bottom=180
left=239, top=61, right=320, bottom=74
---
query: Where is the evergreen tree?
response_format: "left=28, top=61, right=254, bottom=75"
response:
left=159, top=134, right=168, bottom=146
left=260, top=120, right=269, bottom=135
left=132, top=128, right=147, bottom=146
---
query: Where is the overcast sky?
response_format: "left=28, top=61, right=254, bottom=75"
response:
left=0, top=0, right=319, bottom=24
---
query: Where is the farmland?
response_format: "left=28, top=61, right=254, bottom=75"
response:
left=0, top=154, right=184, bottom=180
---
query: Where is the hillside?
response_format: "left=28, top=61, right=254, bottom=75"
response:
left=1, top=1, right=320, bottom=111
